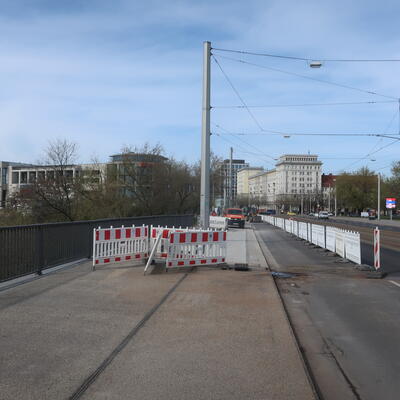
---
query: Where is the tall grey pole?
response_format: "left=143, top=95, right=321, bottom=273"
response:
left=328, top=185, right=331, bottom=212
left=229, top=147, right=233, bottom=207
left=200, top=41, right=211, bottom=228
left=377, top=173, right=381, bottom=221
left=334, top=190, right=337, bottom=216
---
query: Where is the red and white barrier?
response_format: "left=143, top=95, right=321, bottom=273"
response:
left=166, top=230, right=227, bottom=269
left=150, top=226, right=189, bottom=260
left=374, top=227, right=380, bottom=270
left=93, top=225, right=148, bottom=269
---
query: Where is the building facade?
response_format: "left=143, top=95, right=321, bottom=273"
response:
left=237, top=167, right=264, bottom=196
left=248, top=154, right=322, bottom=210
left=217, top=159, right=249, bottom=207
left=0, top=152, right=166, bottom=209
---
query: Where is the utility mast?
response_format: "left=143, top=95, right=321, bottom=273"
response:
left=200, top=41, right=211, bottom=228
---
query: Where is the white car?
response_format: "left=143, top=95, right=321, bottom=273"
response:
left=318, top=211, right=329, bottom=219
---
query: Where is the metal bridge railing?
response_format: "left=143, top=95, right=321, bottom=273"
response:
left=0, top=214, right=194, bottom=282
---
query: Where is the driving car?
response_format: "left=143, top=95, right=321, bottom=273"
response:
left=224, top=208, right=245, bottom=228
left=318, top=211, right=329, bottom=219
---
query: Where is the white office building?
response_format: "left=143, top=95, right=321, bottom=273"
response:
left=237, top=167, right=264, bottom=196
left=248, top=154, right=322, bottom=209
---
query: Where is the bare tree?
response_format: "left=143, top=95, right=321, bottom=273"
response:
left=17, top=139, right=80, bottom=222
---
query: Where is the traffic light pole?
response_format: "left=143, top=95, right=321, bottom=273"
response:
left=200, top=41, right=211, bottom=229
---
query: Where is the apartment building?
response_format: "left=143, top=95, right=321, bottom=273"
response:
left=237, top=167, right=264, bottom=196
left=248, top=154, right=322, bottom=208
left=217, top=159, right=249, bottom=206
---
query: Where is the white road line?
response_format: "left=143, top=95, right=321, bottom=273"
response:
left=389, top=280, right=400, bottom=288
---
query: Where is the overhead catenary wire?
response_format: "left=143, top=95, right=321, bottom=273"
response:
left=213, top=54, right=399, bottom=100
left=212, top=100, right=397, bottom=109
left=212, top=47, right=400, bottom=63
left=217, top=130, right=400, bottom=139
left=342, top=109, right=400, bottom=170
left=213, top=123, right=276, bottom=161
left=213, top=131, right=275, bottom=166
left=212, top=55, right=265, bottom=132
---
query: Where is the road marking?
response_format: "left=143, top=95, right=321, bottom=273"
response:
left=389, top=280, right=400, bottom=288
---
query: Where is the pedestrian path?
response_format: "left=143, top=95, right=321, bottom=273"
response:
left=0, top=227, right=315, bottom=400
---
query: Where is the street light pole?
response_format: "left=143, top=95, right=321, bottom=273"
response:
left=200, top=41, right=211, bottom=228
left=328, top=184, right=331, bottom=212
left=229, top=147, right=233, bottom=207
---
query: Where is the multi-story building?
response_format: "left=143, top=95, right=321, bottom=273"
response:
left=217, top=159, right=249, bottom=207
left=249, top=169, right=277, bottom=205
left=248, top=154, right=322, bottom=210
left=0, top=152, right=166, bottom=209
left=0, top=161, right=34, bottom=208
left=237, top=167, right=264, bottom=196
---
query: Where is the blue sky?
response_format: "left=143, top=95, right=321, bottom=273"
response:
left=1, top=0, right=400, bottom=175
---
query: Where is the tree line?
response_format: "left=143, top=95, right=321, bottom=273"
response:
left=0, top=140, right=222, bottom=226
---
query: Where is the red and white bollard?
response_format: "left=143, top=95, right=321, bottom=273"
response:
left=373, top=227, right=380, bottom=270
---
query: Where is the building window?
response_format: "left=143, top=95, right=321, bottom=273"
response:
left=20, top=172, right=27, bottom=184
left=12, top=172, right=19, bottom=184
left=1, top=167, right=7, bottom=185
left=38, top=171, right=45, bottom=181
left=29, top=171, right=36, bottom=183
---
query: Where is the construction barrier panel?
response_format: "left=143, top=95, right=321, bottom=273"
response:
left=344, top=231, right=361, bottom=264
left=374, top=227, right=380, bottom=270
left=325, top=226, right=336, bottom=252
left=210, top=216, right=228, bottom=230
left=311, top=224, right=319, bottom=246
left=335, top=230, right=345, bottom=258
left=166, top=230, right=227, bottom=269
left=93, top=225, right=148, bottom=268
left=299, top=222, right=308, bottom=240
left=262, top=216, right=362, bottom=265
left=150, top=226, right=189, bottom=261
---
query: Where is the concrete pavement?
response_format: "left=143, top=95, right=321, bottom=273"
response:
left=0, top=227, right=315, bottom=400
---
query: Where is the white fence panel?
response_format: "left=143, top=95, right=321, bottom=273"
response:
left=299, top=222, right=308, bottom=240
left=293, top=220, right=299, bottom=237
left=311, top=224, right=319, bottom=245
left=335, top=231, right=345, bottom=258
left=344, top=231, right=361, bottom=264
left=317, top=225, right=326, bottom=248
left=326, top=227, right=336, bottom=252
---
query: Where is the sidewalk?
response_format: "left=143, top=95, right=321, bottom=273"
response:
left=0, top=227, right=315, bottom=400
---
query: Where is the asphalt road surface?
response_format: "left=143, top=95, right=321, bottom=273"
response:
left=279, top=215, right=400, bottom=274
left=255, top=223, right=400, bottom=400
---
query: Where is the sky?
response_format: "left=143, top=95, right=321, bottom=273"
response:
left=1, top=0, right=400, bottom=175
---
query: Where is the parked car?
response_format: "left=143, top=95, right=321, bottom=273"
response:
left=318, top=211, right=329, bottom=219
left=287, top=211, right=296, bottom=216
left=328, top=212, right=333, bottom=217
left=224, top=208, right=245, bottom=228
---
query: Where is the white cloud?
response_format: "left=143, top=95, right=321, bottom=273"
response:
left=0, top=0, right=399, bottom=173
